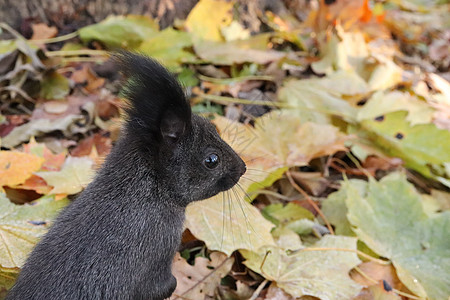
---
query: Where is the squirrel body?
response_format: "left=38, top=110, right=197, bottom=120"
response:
left=7, top=53, right=246, bottom=300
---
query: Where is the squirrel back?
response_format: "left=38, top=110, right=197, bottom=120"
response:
left=7, top=53, right=246, bottom=300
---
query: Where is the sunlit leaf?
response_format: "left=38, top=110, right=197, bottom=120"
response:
left=0, top=193, right=69, bottom=268
left=345, top=172, right=450, bottom=300
left=0, top=151, right=44, bottom=189
left=360, top=111, right=450, bottom=178
left=185, top=0, right=233, bottom=42
left=357, top=91, right=434, bottom=125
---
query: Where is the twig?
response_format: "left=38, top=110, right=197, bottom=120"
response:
left=172, top=257, right=232, bottom=300
left=30, top=31, right=79, bottom=44
left=248, top=279, right=269, bottom=300
left=45, top=49, right=109, bottom=57
left=286, top=170, right=334, bottom=235
left=196, top=92, right=293, bottom=108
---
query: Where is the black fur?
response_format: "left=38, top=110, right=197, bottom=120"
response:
left=7, top=53, right=246, bottom=300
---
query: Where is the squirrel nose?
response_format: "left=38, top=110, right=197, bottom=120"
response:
left=240, top=163, right=247, bottom=176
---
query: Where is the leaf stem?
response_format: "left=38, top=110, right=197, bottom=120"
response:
left=45, top=49, right=109, bottom=57
left=30, top=31, right=79, bottom=44
left=195, top=92, right=293, bottom=108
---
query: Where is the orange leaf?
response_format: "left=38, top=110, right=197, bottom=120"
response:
left=0, top=151, right=45, bottom=188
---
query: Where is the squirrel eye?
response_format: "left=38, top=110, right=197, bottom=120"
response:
left=204, top=153, right=219, bottom=169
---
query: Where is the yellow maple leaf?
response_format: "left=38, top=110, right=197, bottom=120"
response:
left=0, top=151, right=45, bottom=190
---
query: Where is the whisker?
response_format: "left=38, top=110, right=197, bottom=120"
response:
left=221, top=191, right=226, bottom=251
left=230, top=187, right=246, bottom=249
left=233, top=184, right=267, bottom=245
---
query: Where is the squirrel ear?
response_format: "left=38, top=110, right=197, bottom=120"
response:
left=160, top=110, right=186, bottom=142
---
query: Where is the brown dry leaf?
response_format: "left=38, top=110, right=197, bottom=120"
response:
left=214, top=111, right=349, bottom=170
left=170, top=252, right=234, bottom=299
left=352, top=282, right=401, bottom=300
left=13, top=175, right=52, bottom=195
left=71, top=133, right=112, bottom=157
left=71, top=65, right=105, bottom=92
left=31, top=95, right=97, bottom=121
left=0, top=151, right=44, bottom=189
left=22, top=139, right=66, bottom=171
left=350, top=262, right=404, bottom=292
left=264, top=283, right=296, bottom=300
left=361, top=156, right=403, bottom=173
left=31, top=23, right=58, bottom=40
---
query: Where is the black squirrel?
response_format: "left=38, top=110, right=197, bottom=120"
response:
left=7, top=52, right=246, bottom=300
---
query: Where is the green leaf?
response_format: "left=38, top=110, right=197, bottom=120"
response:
left=177, top=67, right=199, bottom=88
left=262, top=202, right=314, bottom=226
left=194, top=37, right=284, bottom=65
left=279, top=77, right=357, bottom=124
left=36, top=156, right=94, bottom=195
left=241, top=235, right=362, bottom=300
left=0, top=193, right=69, bottom=268
left=357, top=91, right=434, bottom=125
left=345, top=172, right=450, bottom=300
left=0, top=267, right=18, bottom=298
left=185, top=193, right=276, bottom=256
left=78, top=15, right=158, bottom=49
left=40, top=71, right=70, bottom=100
left=322, top=180, right=367, bottom=236
left=139, top=28, right=196, bottom=70
left=360, top=111, right=450, bottom=178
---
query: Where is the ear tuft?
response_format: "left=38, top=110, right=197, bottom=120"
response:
left=114, top=51, right=191, bottom=142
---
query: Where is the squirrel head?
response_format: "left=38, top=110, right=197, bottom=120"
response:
left=116, top=52, right=246, bottom=206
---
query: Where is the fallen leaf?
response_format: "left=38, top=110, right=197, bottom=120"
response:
left=171, top=252, right=234, bottom=299
left=352, top=282, right=402, bottom=300
left=194, top=39, right=285, bottom=65
left=36, top=156, right=94, bottom=195
left=139, top=28, right=196, bottom=70
left=22, top=139, right=66, bottom=171
left=79, top=15, right=159, bottom=49
left=185, top=0, right=233, bottom=42
left=0, top=151, right=44, bottom=189
left=345, top=172, right=450, bottom=300
left=0, top=267, right=19, bottom=298
left=31, top=23, right=57, bottom=40
left=360, top=111, right=450, bottom=179
left=185, top=193, right=276, bottom=256
left=279, top=77, right=357, bottom=124
left=1, top=115, right=85, bottom=149
left=241, top=235, right=362, bottom=300
left=0, top=193, right=69, bottom=268
left=357, top=91, right=434, bottom=126
left=350, top=261, right=404, bottom=292
left=39, top=71, right=70, bottom=100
